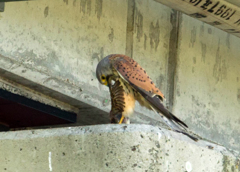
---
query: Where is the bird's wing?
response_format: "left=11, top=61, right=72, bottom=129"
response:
left=111, top=55, right=188, bottom=129
left=110, top=55, right=165, bottom=100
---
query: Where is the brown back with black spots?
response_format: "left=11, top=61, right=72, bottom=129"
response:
left=109, top=54, right=165, bottom=100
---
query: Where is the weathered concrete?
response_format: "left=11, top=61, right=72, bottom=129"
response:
left=175, top=14, right=240, bottom=152
left=0, top=0, right=239, bottom=154
left=226, top=0, right=240, bottom=7
left=0, top=76, right=77, bottom=114
left=0, top=0, right=129, bottom=125
left=0, top=2, right=4, bottom=12
left=155, top=0, right=240, bottom=38
left=0, top=0, right=174, bottom=127
left=0, top=124, right=239, bottom=172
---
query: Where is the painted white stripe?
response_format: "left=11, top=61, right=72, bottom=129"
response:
left=186, top=161, right=192, bottom=172
left=155, top=0, right=240, bottom=38
left=158, top=132, right=162, bottom=140
left=48, top=152, right=52, bottom=171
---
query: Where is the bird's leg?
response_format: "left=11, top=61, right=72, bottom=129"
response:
left=110, top=113, right=119, bottom=123
left=110, top=111, right=128, bottom=124
left=110, top=110, right=121, bottom=124
left=119, top=115, right=125, bottom=124
left=110, top=111, right=130, bottom=124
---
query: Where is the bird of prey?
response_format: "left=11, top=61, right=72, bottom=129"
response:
left=96, top=54, right=197, bottom=141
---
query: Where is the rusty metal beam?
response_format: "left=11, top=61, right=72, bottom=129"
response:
left=155, top=0, right=240, bottom=38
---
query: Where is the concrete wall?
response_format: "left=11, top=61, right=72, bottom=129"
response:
left=0, top=0, right=239, bottom=154
left=175, top=14, right=240, bottom=151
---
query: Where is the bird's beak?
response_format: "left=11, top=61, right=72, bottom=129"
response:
left=105, top=76, right=112, bottom=87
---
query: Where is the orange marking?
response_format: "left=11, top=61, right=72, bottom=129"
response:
left=122, top=89, right=135, bottom=117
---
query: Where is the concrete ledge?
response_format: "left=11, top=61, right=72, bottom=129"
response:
left=0, top=124, right=239, bottom=172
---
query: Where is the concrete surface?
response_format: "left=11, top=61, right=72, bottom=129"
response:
left=0, top=0, right=128, bottom=124
left=0, top=124, right=239, bottom=172
left=0, top=0, right=239, bottom=155
left=175, top=14, right=240, bottom=152
left=225, top=0, right=240, bottom=7
left=0, top=1, right=173, bottom=127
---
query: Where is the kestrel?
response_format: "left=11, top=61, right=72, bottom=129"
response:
left=96, top=54, right=197, bottom=141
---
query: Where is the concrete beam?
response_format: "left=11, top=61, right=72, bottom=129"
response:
left=225, top=0, right=240, bottom=7
left=155, top=0, right=240, bottom=38
left=0, top=124, right=239, bottom=172
left=0, top=2, right=4, bottom=12
left=0, top=0, right=29, bottom=2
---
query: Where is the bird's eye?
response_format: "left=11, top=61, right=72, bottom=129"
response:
left=101, top=75, right=106, bottom=81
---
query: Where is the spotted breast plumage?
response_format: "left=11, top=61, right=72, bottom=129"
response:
left=96, top=54, right=198, bottom=141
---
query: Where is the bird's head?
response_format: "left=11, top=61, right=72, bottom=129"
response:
left=96, top=55, right=115, bottom=86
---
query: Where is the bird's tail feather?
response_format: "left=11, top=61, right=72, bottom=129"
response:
left=129, top=84, right=198, bottom=141
left=160, top=113, right=198, bottom=141
left=170, top=112, right=188, bottom=128
left=176, top=130, right=198, bottom=141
